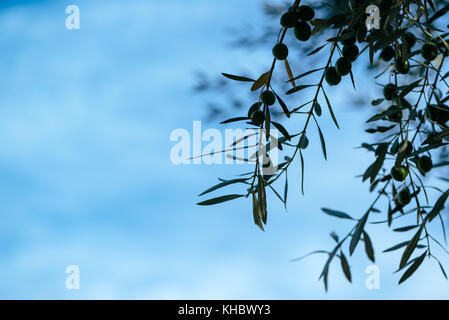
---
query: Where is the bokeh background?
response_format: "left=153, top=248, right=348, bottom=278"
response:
left=0, top=0, right=447, bottom=299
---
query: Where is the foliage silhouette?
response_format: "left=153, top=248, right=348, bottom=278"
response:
left=196, top=0, right=449, bottom=290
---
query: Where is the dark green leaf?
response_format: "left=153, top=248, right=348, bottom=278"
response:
left=197, top=194, right=245, bottom=206
left=384, top=241, right=410, bottom=253
left=286, top=84, right=315, bottom=95
left=340, top=251, right=352, bottom=282
left=393, top=225, right=419, bottom=232
left=290, top=67, right=324, bottom=81
left=322, top=90, right=340, bottom=129
left=199, top=178, right=248, bottom=196
left=399, top=78, right=423, bottom=99
left=274, top=93, right=290, bottom=118
left=363, top=231, right=375, bottom=262
left=350, top=213, right=369, bottom=255
left=428, top=189, right=449, bottom=222
left=221, top=72, right=255, bottom=82
left=321, top=208, right=353, bottom=220
left=272, top=121, right=291, bottom=141
left=330, top=232, right=339, bottom=242
left=399, top=224, right=424, bottom=269
left=314, top=102, right=322, bottom=116
left=307, top=44, right=326, bottom=56
left=438, top=260, right=448, bottom=280
left=220, top=117, right=248, bottom=124
left=371, top=98, right=384, bottom=106
left=300, top=151, right=305, bottom=195
left=399, top=251, right=427, bottom=284
left=317, top=125, right=327, bottom=160
left=252, top=192, right=264, bottom=231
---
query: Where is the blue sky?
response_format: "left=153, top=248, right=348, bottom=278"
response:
left=0, top=0, right=447, bottom=299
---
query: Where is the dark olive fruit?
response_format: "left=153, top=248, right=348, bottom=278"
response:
left=398, top=188, right=412, bottom=206
left=280, top=11, right=298, bottom=28
left=383, top=83, right=397, bottom=100
left=340, top=29, right=357, bottom=46
left=427, top=104, right=449, bottom=124
left=417, top=156, right=433, bottom=173
left=294, top=21, right=311, bottom=41
left=250, top=110, right=265, bottom=126
left=272, top=43, right=289, bottom=60
left=357, top=25, right=367, bottom=43
left=247, top=103, right=260, bottom=118
left=395, top=59, right=410, bottom=74
left=421, top=42, right=439, bottom=61
left=325, top=67, right=341, bottom=86
left=342, top=44, right=359, bottom=62
left=387, top=105, right=402, bottom=122
left=260, top=90, right=276, bottom=106
left=404, top=32, right=416, bottom=48
left=335, top=57, right=352, bottom=76
left=380, top=46, right=395, bottom=61
left=297, top=5, right=315, bottom=21
left=391, top=166, right=409, bottom=181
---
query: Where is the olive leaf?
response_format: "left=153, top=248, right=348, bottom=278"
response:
left=321, top=208, right=353, bottom=220
left=197, top=194, right=245, bottom=206
left=221, top=72, right=255, bottom=82
left=399, top=251, right=427, bottom=284
left=399, top=224, right=424, bottom=269
left=349, top=213, right=368, bottom=255
left=340, top=251, right=352, bottom=282
left=251, top=71, right=271, bottom=91
left=363, top=231, right=375, bottom=262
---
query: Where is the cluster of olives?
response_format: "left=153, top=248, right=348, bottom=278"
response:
left=248, top=90, right=277, bottom=126
left=390, top=146, right=433, bottom=206
left=273, top=5, right=315, bottom=60
left=279, top=5, right=314, bottom=42
left=324, top=30, right=358, bottom=86
left=379, top=32, right=415, bottom=74
left=379, top=31, right=440, bottom=74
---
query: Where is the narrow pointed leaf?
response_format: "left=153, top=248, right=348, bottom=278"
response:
left=221, top=72, right=255, bottom=82
left=399, top=224, right=424, bottom=269
left=349, top=213, right=368, bottom=255
left=199, top=178, right=249, bottom=196
left=340, top=251, right=352, bottom=282
left=251, top=71, right=270, bottom=91
left=321, top=208, right=353, bottom=220
left=399, top=251, right=427, bottom=284
left=363, top=231, right=375, bottom=262
left=197, top=194, right=245, bottom=206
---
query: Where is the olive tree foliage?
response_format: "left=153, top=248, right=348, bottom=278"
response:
left=196, top=0, right=449, bottom=290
